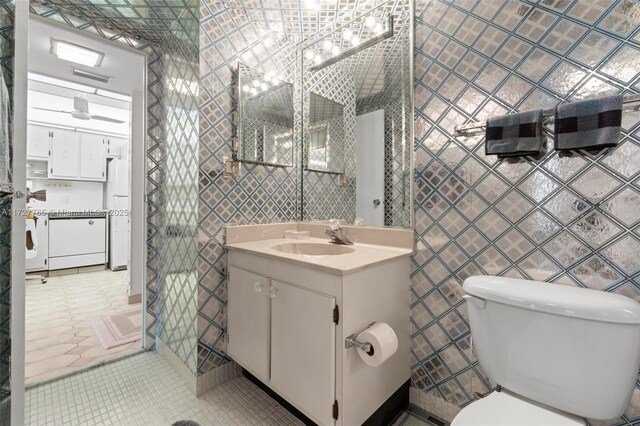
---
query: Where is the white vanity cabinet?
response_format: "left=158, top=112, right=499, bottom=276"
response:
left=227, top=267, right=271, bottom=382
left=226, top=249, right=410, bottom=426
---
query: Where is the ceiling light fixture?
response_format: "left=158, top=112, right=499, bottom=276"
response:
left=95, top=89, right=132, bottom=102
left=365, top=16, right=376, bottom=28
left=50, top=39, right=105, bottom=68
left=28, top=72, right=95, bottom=93
left=310, top=14, right=394, bottom=72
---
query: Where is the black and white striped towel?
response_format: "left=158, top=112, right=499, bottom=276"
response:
left=485, top=109, right=544, bottom=158
left=554, top=94, right=623, bottom=150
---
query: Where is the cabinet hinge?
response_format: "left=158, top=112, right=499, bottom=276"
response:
left=332, top=400, right=338, bottom=420
left=333, top=305, right=339, bottom=325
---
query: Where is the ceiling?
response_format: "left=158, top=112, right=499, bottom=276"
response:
left=29, top=18, right=146, bottom=95
left=225, top=0, right=398, bottom=43
left=30, top=0, right=196, bottom=43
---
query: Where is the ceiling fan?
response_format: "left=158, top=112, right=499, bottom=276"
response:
left=32, top=96, right=125, bottom=124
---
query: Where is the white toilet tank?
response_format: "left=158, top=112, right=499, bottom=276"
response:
left=464, top=276, right=640, bottom=420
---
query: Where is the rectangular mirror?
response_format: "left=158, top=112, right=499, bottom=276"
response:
left=299, top=0, right=413, bottom=228
left=306, top=93, right=345, bottom=173
left=236, top=63, right=293, bottom=167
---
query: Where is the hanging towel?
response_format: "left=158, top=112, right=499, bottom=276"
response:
left=485, top=109, right=544, bottom=158
left=554, top=94, right=623, bottom=150
left=0, top=71, right=11, bottom=194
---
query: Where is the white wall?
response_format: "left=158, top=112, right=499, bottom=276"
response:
left=356, top=110, right=385, bottom=227
left=27, top=179, right=104, bottom=211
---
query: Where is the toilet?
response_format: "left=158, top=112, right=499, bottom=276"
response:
left=452, top=275, right=640, bottom=425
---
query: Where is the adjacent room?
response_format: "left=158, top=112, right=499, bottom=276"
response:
left=23, top=18, right=145, bottom=385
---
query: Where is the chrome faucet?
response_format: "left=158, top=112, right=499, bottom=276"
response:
left=325, top=222, right=354, bottom=245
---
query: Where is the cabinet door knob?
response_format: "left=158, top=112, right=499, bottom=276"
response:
left=88, top=220, right=95, bottom=225
left=268, top=285, right=278, bottom=299
left=254, top=281, right=263, bottom=293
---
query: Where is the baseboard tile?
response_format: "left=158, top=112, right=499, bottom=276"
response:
left=127, top=293, right=142, bottom=304
left=196, top=361, right=242, bottom=396
left=410, top=387, right=460, bottom=423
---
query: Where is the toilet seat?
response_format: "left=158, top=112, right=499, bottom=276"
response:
left=451, top=389, right=586, bottom=426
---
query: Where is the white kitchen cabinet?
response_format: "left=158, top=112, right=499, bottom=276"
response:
left=49, top=128, right=79, bottom=179
left=107, top=136, right=129, bottom=158
left=49, top=217, right=107, bottom=269
left=271, top=280, right=336, bottom=426
left=27, top=124, right=51, bottom=159
left=79, top=133, right=106, bottom=180
left=227, top=266, right=271, bottom=382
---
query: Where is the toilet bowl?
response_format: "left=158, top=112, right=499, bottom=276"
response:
left=452, top=389, right=584, bottom=426
left=452, top=276, right=640, bottom=425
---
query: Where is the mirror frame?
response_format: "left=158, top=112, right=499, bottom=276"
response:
left=297, top=0, right=415, bottom=228
left=234, top=62, right=294, bottom=168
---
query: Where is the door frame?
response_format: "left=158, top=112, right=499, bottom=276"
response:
left=11, top=1, right=29, bottom=424
left=11, top=9, right=149, bottom=424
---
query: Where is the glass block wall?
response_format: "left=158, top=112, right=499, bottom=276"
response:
left=197, top=0, right=299, bottom=374
left=156, top=3, right=200, bottom=374
left=411, top=1, right=640, bottom=424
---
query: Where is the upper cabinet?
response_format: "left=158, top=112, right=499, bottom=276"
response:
left=78, top=133, right=106, bottom=180
left=27, top=124, right=119, bottom=182
left=49, top=128, right=79, bottom=179
left=27, top=124, right=51, bottom=159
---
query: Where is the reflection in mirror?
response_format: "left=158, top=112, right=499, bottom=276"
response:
left=300, top=0, right=413, bottom=228
left=306, top=93, right=345, bottom=173
left=236, top=64, right=293, bottom=167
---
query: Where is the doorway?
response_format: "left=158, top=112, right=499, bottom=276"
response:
left=21, top=18, right=147, bottom=385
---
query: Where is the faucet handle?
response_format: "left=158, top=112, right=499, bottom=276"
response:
left=328, top=218, right=342, bottom=230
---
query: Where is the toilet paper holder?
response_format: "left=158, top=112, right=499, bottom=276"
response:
left=345, top=322, right=376, bottom=352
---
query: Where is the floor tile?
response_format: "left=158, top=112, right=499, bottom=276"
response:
left=25, top=352, right=303, bottom=426
left=25, top=270, right=142, bottom=385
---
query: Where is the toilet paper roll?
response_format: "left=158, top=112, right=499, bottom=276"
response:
left=356, top=322, right=398, bottom=367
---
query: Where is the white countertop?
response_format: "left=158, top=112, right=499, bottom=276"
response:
left=225, top=237, right=413, bottom=276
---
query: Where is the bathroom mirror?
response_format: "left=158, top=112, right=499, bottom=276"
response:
left=299, top=0, right=413, bottom=228
left=236, top=63, right=294, bottom=167
left=305, top=93, right=346, bottom=174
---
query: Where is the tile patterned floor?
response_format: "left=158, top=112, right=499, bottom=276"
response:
left=25, top=352, right=303, bottom=426
left=26, top=270, right=142, bottom=384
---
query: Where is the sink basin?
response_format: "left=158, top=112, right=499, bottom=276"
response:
left=271, top=242, right=355, bottom=256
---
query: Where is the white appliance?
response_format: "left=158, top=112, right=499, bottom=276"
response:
left=106, top=159, right=129, bottom=270
left=25, top=213, right=48, bottom=272
left=452, top=276, right=640, bottom=425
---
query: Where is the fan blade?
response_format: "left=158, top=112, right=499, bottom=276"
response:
left=32, top=107, right=73, bottom=114
left=91, top=115, right=126, bottom=124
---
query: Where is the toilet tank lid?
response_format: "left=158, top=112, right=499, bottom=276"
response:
left=464, top=276, right=640, bottom=324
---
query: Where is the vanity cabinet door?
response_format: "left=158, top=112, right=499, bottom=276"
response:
left=227, top=266, right=271, bottom=382
left=270, top=280, right=336, bottom=425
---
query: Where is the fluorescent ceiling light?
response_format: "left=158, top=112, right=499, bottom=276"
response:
left=28, top=72, right=95, bottom=93
left=28, top=72, right=131, bottom=103
left=50, top=38, right=105, bottom=67
left=96, top=89, right=132, bottom=102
